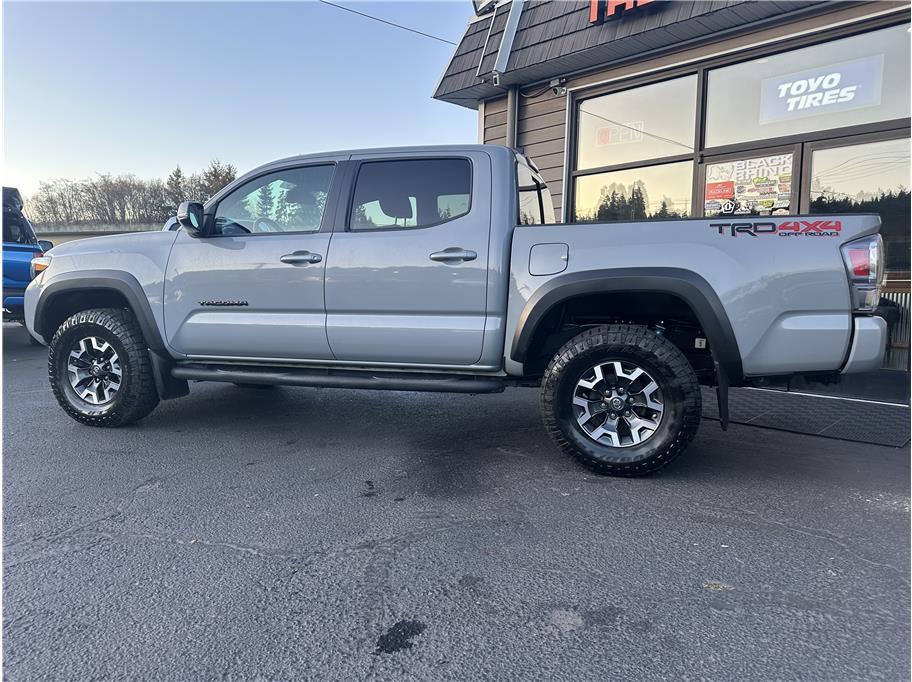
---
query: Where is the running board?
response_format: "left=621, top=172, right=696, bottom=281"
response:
left=171, top=364, right=506, bottom=394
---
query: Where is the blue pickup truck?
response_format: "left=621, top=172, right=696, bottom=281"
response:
left=3, top=187, right=51, bottom=325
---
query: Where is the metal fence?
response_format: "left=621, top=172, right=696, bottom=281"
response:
left=882, top=288, right=910, bottom=372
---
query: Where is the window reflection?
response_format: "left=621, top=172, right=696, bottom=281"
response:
left=810, top=138, right=910, bottom=270
left=576, top=75, right=697, bottom=170
left=213, top=165, right=334, bottom=235
left=574, top=162, right=693, bottom=221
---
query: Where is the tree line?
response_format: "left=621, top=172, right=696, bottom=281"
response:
left=26, top=160, right=237, bottom=227
left=578, top=181, right=686, bottom=222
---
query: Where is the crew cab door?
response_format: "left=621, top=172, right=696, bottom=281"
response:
left=324, top=152, right=491, bottom=365
left=163, top=163, right=340, bottom=360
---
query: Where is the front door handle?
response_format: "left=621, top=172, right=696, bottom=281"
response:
left=280, top=251, right=322, bottom=265
left=429, top=248, right=477, bottom=263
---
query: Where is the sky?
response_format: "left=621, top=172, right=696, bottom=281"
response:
left=3, top=1, right=478, bottom=196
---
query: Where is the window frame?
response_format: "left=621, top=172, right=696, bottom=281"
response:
left=344, top=156, right=474, bottom=233
left=566, top=14, right=911, bottom=224
left=206, top=162, right=338, bottom=238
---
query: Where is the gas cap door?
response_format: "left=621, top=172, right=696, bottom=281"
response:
left=529, top=243, right=569, bottom=276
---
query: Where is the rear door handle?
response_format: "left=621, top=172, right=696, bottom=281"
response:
left=280, top=251, right=322, bottom=265
left=429, top=248, right=477, bottom=263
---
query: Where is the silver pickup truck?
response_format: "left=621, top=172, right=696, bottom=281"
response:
left=25, top=145, right=887, bottom=476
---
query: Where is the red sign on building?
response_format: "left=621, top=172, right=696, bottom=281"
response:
left=589, top=0, right=655, bottom=24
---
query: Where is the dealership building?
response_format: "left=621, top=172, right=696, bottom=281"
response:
left=435, top=0, right=910, bottom=370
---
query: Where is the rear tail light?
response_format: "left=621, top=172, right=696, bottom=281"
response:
left=841, top=234, right=884, bottom=313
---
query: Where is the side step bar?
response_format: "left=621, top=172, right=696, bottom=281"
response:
left=171, top=364, right=506, bottom=394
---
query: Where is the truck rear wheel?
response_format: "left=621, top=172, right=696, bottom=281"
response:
left=48, top=308, right=160, bottom=427
left=540, top=324, right=701, bottom=476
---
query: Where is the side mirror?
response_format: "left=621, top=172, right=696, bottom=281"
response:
left=177, top=201, right=205, bottom=235
left=37, top=240, right=54, bottom=252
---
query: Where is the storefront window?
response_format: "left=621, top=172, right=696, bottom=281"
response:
left=573, top=162, right=692, bottom=221
left=704, top=153, right=794, bottom=217
left=705, top=24, right=911, bottom=148
left=576, top=75, right=697, bottom=170
left=809, top=138, right=910, bottom=270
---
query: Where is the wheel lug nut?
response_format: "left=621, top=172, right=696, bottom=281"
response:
left=624, top=410, right=631, bottom=416
left=617, top=387, right=625, bottom=394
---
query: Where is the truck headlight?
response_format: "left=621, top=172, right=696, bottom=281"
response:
left=30, top=255, right=51, bottom=280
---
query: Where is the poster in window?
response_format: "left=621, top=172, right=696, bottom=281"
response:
left=704, top=154, right=793, bottom=217
left=759, top=55, right=884, bottom=124
left=596, top=121, right=645, bottom=146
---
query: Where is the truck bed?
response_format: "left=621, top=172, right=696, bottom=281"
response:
left=506, top=214, right=881, bottom=378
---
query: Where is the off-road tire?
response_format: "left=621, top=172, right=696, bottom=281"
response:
left=540, top=324, right=701, bottom=476
left=49, top=308, right=160, bottom=427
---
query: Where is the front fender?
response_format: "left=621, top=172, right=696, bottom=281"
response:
left=32, top=270, right=166, bottom=351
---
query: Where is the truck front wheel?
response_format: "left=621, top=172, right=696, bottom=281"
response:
left=540, top=324, right=701, bottom=476
left=48, top=308, right=160, bottom=427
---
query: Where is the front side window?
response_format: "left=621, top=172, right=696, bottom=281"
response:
left=576, top=75, right=697, bottom=171
left=213, top=165, right=334, bottom=236
left=704, top=153, right=794, bottom=217
left=349, top=159, right=471, bottom=231
left=809, top=137, right=910, bottom=270
left=705, top=24, right=911, bottom=148
left=574, top=161, right=692, bottom=222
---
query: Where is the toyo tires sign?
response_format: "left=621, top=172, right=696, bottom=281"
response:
left=759, top=55, right=884, bottom=124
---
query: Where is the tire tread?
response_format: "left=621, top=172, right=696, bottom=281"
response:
left=48, top=308, right=159, bottom=427
left=540, top=324, right=701, bottom=476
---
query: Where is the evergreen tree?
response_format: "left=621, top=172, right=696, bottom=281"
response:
left=274, top=190, right=293, bottom=225
left=165, top=165, right=186, bottom=213
left=201, top=159, right=238, bottom=199
left=629, top=185, right=647, bottom=220
left=256, top=183, right=274, bottom=218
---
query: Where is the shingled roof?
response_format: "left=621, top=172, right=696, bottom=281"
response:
left=434, top=0, right=830, bottom=108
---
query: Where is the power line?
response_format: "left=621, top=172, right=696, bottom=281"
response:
left=578, top=108, right=693, bottom=152
left=317, top=0, right=457, bottom=46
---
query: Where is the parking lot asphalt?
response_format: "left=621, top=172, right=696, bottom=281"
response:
left=2, top=324, right=910, bottom=681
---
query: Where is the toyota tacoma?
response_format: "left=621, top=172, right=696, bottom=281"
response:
left=25, top=145, right=887, bottom=476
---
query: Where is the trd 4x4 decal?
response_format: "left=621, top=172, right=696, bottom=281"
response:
left=710, top=220, right=842, bottom=237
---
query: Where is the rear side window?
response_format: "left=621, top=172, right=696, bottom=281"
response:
left=349, top=159, right=471, bottom=231
left=517, top=159, right=556, bottom=225
left=2, top=211, right=37, bottom=245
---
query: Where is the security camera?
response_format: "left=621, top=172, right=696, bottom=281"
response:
left=550, top=78, right=567, bottom=96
